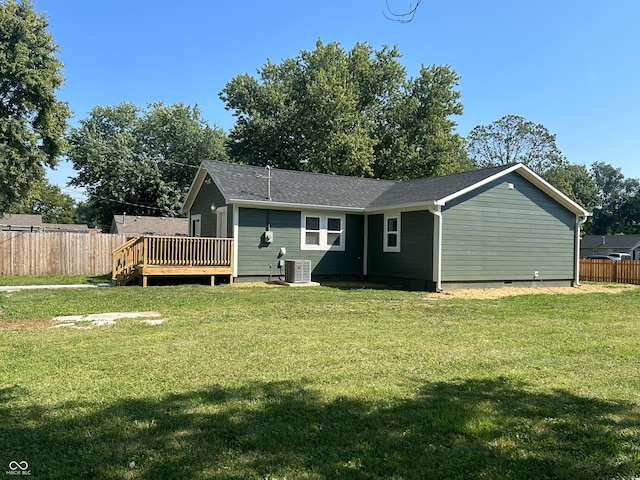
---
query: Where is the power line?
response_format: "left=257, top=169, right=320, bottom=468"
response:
left=52, top=184, right=177, bottom=213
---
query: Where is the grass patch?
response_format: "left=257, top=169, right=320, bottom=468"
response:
left=0, top=274, right=112, bottom=286
left=1, top=284, right=639, bottom=479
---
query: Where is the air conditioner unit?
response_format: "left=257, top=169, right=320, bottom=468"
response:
left=284, top=259, right=311, bottom=283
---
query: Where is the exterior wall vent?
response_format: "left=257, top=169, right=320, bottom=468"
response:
left=284, top=259, right=311, bottom=283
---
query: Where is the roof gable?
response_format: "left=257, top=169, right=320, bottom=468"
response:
left=367, top=164, right=515, bottom=210
left=183, top=161, right=590, bottom=217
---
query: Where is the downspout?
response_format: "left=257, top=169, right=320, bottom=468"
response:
left=574, top=215, right=589, bottom=287
left=232, top=205, right=239, bottom=278
left=428, top=206, right=443, bottom=292
left=362, top=214, right=369, bottom=278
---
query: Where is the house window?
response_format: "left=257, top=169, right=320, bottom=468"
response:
left=301, top=213, right=345, bottom=251
left=327, top=217, right=342, bottom=247
left=305, top=216, right=321, bottom=246
left=384, top=213, right=400, bottom=252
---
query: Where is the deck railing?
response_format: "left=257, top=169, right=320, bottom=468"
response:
left=112, top=236, right=233, bottom=284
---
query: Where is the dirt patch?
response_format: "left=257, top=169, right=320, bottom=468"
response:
left=431, top=283, right=639, bottom=300
left=230, top=280, right=639, bottom=300
left=0, top=318, right=56, bottom=330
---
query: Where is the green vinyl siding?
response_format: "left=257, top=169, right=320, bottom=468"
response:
left=237, top=208, right=364, bottom=278
left=367, top=211, right=434, bottom=281
left=441, top=173, right=576, bottom=282
left=189, top=176, right=227, bottom=237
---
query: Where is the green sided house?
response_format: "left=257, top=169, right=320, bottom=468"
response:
left=181, top=160, right=590, bottom=291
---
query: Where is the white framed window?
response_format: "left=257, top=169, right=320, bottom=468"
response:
left=384, top=213, right=400, bottom=252
left=301, top=213, right=345, bottom=251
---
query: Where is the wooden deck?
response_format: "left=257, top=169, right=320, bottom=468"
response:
left=112, top=236, right=233, bottom=287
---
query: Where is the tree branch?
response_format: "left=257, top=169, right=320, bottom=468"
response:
left=384, top=0, right=423, bottom=23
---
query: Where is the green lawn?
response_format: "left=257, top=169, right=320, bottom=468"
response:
left=1, top=283, right=639, bottom=479
left=0, top=273, right=112, bottom=286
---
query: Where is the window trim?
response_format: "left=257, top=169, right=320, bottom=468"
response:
left=301, top=212, right=346, bottom=251
left=383, top=213, right=401, bottom=253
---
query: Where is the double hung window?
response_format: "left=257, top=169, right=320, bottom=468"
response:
left=384, top=213, right=401, bottom=252
left=301, top=213, right=345, bottom=251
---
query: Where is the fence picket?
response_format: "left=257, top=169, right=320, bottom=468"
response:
left=0, top=232, right=129, bottom=276
left=580, top=259, right=640, bottom=285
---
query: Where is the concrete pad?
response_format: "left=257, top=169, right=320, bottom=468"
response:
left=270, top=280, right=321, bottom=287
left=53, top=311, right=162, bottom=322
left=51, top=311, right=164, bottom=329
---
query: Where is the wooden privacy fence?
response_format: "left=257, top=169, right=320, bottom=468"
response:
left=0, top=231, right=128, bottom=276
left=580, top=258, right=640, bottom=285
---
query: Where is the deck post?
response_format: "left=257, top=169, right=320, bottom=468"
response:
left=143, top=237, right=149, bottom=268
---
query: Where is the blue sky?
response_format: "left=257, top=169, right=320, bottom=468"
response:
left=36, top=0, right=640, bottom=201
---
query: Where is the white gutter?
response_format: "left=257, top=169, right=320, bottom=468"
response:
left=362, top=214, right=369, bottom=276
left=229, top=199, right=366, bottom=213
left=428, top=206, right=443, bottom=292
left=574, top=215, right=590, bottom=286
left=232, top=205, right=239, bottom=278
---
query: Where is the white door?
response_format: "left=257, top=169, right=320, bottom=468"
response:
left=216, top=207, right=228, bottom=238
left=191, top=214, right=201, bottom=237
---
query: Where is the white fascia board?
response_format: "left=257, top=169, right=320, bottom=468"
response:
left=181, top=164, right=209, bottom=214
left=364, top=201, right=441, bottom=215
left=229, top=199, right=366, bottom=213
left=436, top=164, right=523, bottom=206
left=515, top=166, right=591, bottom=217
left=438, top=163, right=591, bottom=218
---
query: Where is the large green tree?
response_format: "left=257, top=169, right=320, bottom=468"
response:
left=9, top=178, right=75, bottom=223
left=466, top=115, right=566, bottom=175
left=465, top=114, right=601, bottom=209
left=587, top=162, right=640, bottom=234
left=0, top=0, right=70, bottom=213
left=221, top=40, right=467, bottom=180
left=67, top=102, right=227, bottom=230
left=543, top=162, right=599, bottom=212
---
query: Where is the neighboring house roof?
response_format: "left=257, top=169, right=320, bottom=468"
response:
left=0, top=214, right=44, bottom=229
left=0, top=214, right=93, bottom=232
left=182, top=160, right=590, bottom=217
left=581, top=234, right=640, bottom=250
left=110, top=215, right=189, bottom=236
left=42, top=223, right=91, bottom=233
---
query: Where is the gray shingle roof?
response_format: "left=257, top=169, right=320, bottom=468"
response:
left=581, top=235, right=640, bottom=249
left=368, top=164, right=515, bottom=208
left=203, top=160, right=517, bottom=210
left=110, top=215, right=189, bottom=236
left=203, top=160, right=396, bottom=209
left=0, top=214, right=43, bottom=226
